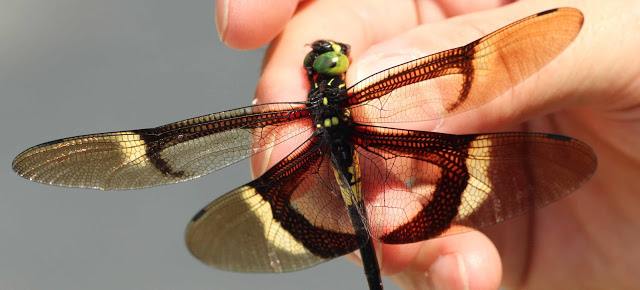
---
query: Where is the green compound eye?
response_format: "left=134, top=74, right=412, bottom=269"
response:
left=313, top=51, right=349, bottom=75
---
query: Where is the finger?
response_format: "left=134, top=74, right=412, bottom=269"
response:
left=425, top=0, right=513, bottom=19
left=347, top=1, right=575, bottom=135
left=217, top=0, right=510, bottom=50
left=384, top=231, right=502, bottom=289
left=216, top=0, right=299, bottom=49
left=255, top=0, right=510, bottom=104
left=344, top=230, right=501, bottom=289
left=256, top=0, right=421, bottom=102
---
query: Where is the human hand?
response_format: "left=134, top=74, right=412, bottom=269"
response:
left=216, top=0, right=640, bottom=288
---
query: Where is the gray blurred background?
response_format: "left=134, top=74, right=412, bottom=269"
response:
left=0, top=1, right=399, bottom=289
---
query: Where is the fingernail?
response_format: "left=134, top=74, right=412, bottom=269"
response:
left=215, top=0, right=229, bottom=41
left=426, top=253, right=469, bottom=290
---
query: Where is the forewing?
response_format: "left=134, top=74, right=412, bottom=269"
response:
left=185, top=135, right=365, bottom=272
left=12, top=103, right=312, bottom=190
left=351, top=125, right=596, bottom=243
left=343, top=8, right=583, bottom=124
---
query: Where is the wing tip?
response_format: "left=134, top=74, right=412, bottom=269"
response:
left=536, top=8, right=559, bottom=17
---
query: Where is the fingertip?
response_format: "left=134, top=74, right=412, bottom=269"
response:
left=427, top=252, right=470, bottom=289
left=385, top=231, right=502, bottom=289
left=427, top=250, right=502, bottom=290
left=216, top=0, right=298, bottom=50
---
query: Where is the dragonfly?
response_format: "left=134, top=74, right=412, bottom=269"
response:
left=13, top=7, right=595, bottom=290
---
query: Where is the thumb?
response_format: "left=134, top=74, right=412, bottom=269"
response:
left=216, top=0, right=298, bottom=49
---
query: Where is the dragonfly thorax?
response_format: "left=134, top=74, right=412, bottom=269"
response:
left=308, top=78, right=351, bottom=131
left=304, top=40, right=352, bottom=133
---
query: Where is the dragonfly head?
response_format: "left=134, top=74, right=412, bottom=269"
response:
left=304, top=40, right=351, bottom=84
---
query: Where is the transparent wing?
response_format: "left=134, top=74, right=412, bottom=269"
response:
left=13, top=103, right=313, bottom=190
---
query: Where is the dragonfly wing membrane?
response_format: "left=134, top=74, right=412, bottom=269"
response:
left=12, top=103, right=311, bottom=190
left=345, top=8, right=584, bottom=124
left=453, top=132, right=596, bottom=229
left=185, top=136, right=365, bottom=272
left=351, top=125, right=596, bottom=243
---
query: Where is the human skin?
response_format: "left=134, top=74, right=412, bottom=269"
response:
left=216, top=0, right=640, bottom=288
